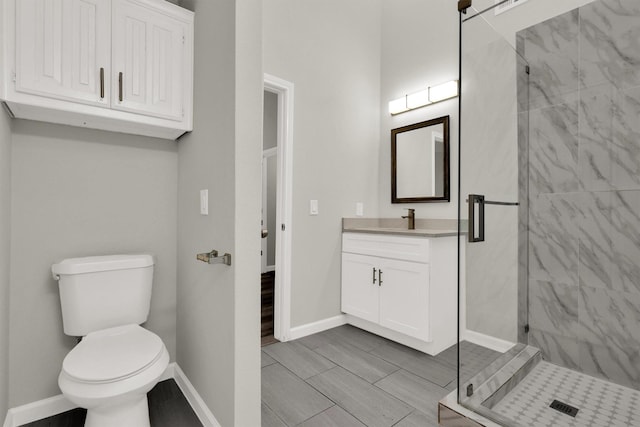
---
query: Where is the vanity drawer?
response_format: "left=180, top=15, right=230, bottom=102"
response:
left=342, top=232, right=429, bottom=263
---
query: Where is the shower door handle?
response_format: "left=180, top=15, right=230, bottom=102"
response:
left=467, top=194, right=519, bottom=243
left=468, top=194, right=485, bottom=242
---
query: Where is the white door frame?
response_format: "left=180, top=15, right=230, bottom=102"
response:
left=264, top=73, right=294, bottom=342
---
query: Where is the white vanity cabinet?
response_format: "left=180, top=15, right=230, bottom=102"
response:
left=341, top=232, right=457, bottom=355
left=2, top=0, right=194, bottom=139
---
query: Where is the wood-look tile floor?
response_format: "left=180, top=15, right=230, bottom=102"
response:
left=20, top=379, right=202, bottom=427
left=262, top=325, right=501, bottom=427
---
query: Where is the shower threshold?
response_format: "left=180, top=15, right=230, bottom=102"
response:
left=439, top=345, right=640, bottom=427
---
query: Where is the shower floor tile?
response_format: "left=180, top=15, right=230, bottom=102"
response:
left=491, top=361, right=640, bottom=427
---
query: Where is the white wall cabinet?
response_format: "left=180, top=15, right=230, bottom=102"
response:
left=112, top=0, right=186, bottom=121
left=341, top=232, right=457, bottom=355
left=16, top=0, right=111, bottom=107
left=2, top=0, right=194, bottom=140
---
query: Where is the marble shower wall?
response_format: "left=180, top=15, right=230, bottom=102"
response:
left=517, top=0, right=640, bottom=391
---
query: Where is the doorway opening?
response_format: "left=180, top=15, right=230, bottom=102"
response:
left=261, top=74, right=294, bottom=346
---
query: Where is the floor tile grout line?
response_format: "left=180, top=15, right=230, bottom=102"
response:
left=308, top=342, right=405, bottom=384
left=291, top=403, right=337, bottom=427
left=390, top=409, right=418, bottom=427
left=262, top=346, right=336, bottom=380
left=302, top=365, right=422, bottom=426
left=365, top=349, right=455, bottom=388
left=261, top=398, right=293, bottom=427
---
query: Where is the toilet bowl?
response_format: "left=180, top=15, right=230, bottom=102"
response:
left=52, top=254, right=165, bottom=427
left=58, top=324, right=169, bottom=427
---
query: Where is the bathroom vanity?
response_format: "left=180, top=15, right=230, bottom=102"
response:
left=341, top=218, right=458, bottom=356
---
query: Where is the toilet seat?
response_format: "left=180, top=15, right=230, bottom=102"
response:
left=62, top=324, right=164, bottom=384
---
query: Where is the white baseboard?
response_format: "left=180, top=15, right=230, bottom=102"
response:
left=2, top=363, right=220, bottom=427
left=172, top=364, right=221, bottom=427
left=2, top=394, right=76, bottom=427
left=288, top=314, right=347, bottom=341
left=461, top=329, right=516, bottom=353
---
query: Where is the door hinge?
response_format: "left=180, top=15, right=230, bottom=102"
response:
left=11, top=71, right=16, bottom=83
left=281, top=224, right=285, bottom=231
left=182, top=35, right=185, bottom=44
left=525, top=65, right=530, bottom=75
left=466, top=384, right=474, bottom=397
left=524, top=324, right=530, bottom=333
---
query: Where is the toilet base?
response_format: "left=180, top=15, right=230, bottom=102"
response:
left=85, top=395, right=150, bottom=427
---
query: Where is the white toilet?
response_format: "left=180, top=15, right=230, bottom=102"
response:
left=52, top=254, right=169, bottom=427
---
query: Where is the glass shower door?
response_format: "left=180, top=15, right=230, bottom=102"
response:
left=456, top=0, right=531, bottom=423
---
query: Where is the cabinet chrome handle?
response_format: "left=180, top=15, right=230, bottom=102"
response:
left=378, top=269, right=383, bottom=286
left=118, top=72, right=123, bottom=102
left=372, top=267, right=377, bottom=284
left=99, top=68, right=104, bottom=99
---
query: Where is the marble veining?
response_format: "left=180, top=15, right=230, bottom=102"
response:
left=580, top=0, right=640, bottom=90
left=528, top=194, right=580, bottom=286
left=528, top=101, right=580, bottom=195
left=521, top=9, right=579, bottom=110
left=518, top=0, right=640, bottom=391
left=528, top=280, right=579, bottom=337
left=611, top=87, right=640, bottom=189
left=578, top=84, right=613, bottom=192
left=610, top=191, right=640, bottom=294
left=577, top=191, right=613, bottom=292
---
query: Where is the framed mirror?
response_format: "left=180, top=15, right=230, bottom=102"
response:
left=391, top=115, right=450, bottom=203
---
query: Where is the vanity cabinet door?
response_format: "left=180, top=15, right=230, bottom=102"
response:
left=15, top=0, right=111, bottom=107
left=378, top=258, right=430, bottom=341
left=341, top=253, right=379, bottom=324
left=111, top=0, right=186, bottom=121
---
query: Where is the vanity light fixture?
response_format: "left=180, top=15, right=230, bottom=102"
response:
left=389, top=80, right=459, bottom=115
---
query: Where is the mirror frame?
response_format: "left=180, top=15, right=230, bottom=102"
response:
left=391, top=115, right=450, bottom=203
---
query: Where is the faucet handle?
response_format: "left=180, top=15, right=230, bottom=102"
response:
left=402, top=208, right=415, bottom=219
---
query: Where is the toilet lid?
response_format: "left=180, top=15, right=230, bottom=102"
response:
left=62, top=324, right=165, bottom=383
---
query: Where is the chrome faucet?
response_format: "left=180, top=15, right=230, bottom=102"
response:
left=402, top=208, right=415, bottom=230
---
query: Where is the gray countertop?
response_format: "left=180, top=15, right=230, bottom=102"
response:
left=342, top=218, right=460, bottom=237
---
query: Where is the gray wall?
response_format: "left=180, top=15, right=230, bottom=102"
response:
left=0, top=103, right=11, bottom=421
left=176, top=0, right=261, bottom=425
left=263, top=91, right=277, bottom=151
left=263, top=0, right=382, bottom=328
left=521, top=0, right=640, bottom=390
left=8, top=121, right=178, bottom=407
left=379, top=0, right=459, bottom=219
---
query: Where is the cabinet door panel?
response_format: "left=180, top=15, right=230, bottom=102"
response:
left=16, top=0, right=110, bottom=106
left=341, top=253, right=379, bottom=324
left=378, top=259, right=430, bottom=341
left=112, top=0, right=184, bottom=120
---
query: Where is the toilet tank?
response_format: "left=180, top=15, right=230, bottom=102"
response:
left=52, top=254, right=154, bottom=336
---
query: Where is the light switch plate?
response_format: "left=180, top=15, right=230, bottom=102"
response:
left=200, top=189, right=208, bottom=215
left=356, top=202, right=364, bottom=216
left=310, top=199, right=319, bottom=215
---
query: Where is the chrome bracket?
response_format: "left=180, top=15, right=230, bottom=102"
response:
left=196, top=250, right=232, bottom=266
